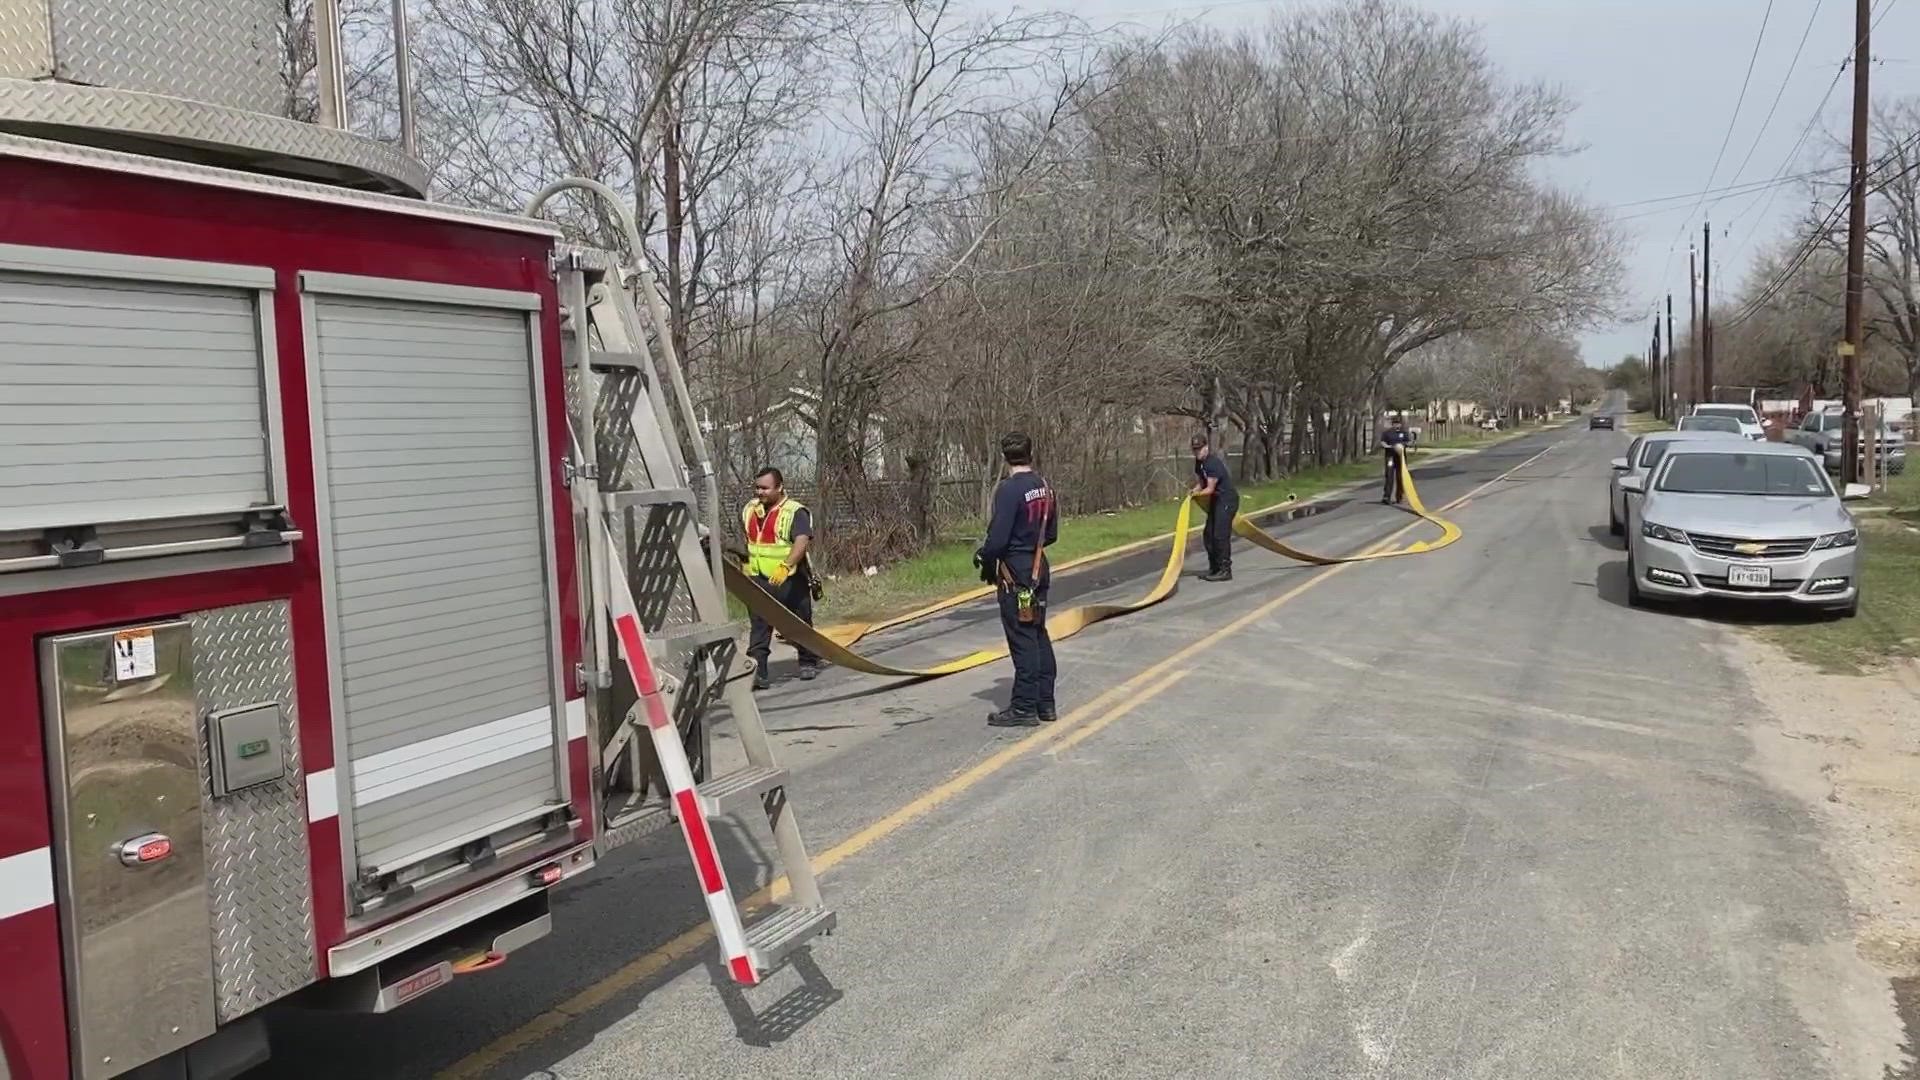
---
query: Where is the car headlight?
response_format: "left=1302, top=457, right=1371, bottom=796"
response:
left=1641, top=521, right=1687, bottom=543
left=1812, top=529, right=1858, bottom=550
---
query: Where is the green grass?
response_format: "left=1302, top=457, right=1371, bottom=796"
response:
left=1753, top=467, right=1920, bottom=673
left=1416, top=415, right=1570, bottom=451
left=812, top=459, right=1383, bottom=623
left=1757, top=516, right=1920, bottom=674
left=1624, top=412, right=1672, bottom=434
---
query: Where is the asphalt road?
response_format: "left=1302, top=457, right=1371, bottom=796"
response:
left=262, top=410, right=1906, bottom=1079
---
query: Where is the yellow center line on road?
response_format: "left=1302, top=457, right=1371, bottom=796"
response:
left=435, top=439, right=1559, bottom=1080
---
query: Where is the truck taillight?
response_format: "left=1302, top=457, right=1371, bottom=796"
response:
left=533, top=863, right=564, bottom=886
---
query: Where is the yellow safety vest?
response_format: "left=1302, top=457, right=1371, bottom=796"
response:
left=742, top=498, right=805, bottom=578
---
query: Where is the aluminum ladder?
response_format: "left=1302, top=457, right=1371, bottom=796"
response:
left=551, top=238, right=832, bottom=988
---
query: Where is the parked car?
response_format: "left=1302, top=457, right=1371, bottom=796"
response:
left=1607, top=430, right=1739, bottom=535
left=1677, top=414, right=1744, bottom=435
left=1589, top=413, right=1615, bottom=430
left=1618, top=442, right=1868, bottom=617
left=1689, top=403, right=1769, bottom=440
left=1784, top=409, right=1908, bottom=475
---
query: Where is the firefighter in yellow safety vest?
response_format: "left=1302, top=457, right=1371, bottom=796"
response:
left=742, top=466, right=821, bottom=689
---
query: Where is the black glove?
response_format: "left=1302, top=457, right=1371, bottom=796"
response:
left=973, top=550, right=994, bottom=584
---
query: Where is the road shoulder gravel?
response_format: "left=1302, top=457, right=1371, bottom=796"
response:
left=1735, top=637, right=1920, bottom=1078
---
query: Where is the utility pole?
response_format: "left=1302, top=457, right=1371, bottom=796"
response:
left=1666, top=294, right=1676, bottom=420
left=1841, top=0, right=1872, bottom=485
left=1651, top=313, right=1663, bottom=419
left=1701, top=221, right=1714, bottom=404
left=1688, top=246, right=1700, bottom=409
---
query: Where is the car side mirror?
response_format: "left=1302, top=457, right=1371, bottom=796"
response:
left=1620, top=477, right=1645, bottom=494
left=1610, top=457, right=1629, bottom=471
left=1843, top=483, right=1871, bottom=501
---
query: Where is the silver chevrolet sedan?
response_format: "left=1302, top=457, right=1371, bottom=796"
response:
left=1618, top=441, right=1869, bottom=617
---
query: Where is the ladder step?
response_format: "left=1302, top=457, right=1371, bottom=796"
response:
left=606, top=487, right=696, bottom=510
left=745, top=904, right=836, bottom=977
left=653, top=621, right=742, bottom=652
left=590, top=349, right=651, bottom=372
left=695, top=765, right=788, bottom=817
left=597, top=800, right=673, bottom=856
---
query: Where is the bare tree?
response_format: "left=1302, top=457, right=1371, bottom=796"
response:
left=385, top=0, right=1624, bottom=569
left=806, top=0, right=1096, bottom=504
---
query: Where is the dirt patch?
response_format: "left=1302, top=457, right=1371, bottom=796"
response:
left=1734, top=636, right=1920, bottom=1076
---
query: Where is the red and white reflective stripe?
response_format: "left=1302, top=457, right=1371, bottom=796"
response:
left=0, top=847, right=54, bottom=921
left=605, top=542, right=758, bottom=986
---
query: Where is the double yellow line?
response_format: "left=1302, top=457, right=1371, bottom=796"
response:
left=726, top=456, right=1458, bottom=678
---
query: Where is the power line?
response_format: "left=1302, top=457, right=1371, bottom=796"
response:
left=1714, top=0, right=1826, bottom=210
left=1720, top=0, right=1902, bottom=265
left=1657, top=0, right=1776, bottom=284
left=1722, top=132, right=1920, bottom=328
left=1606, top=164, right=1847, bottom=212
left=1722, top=197, right=1848, bottom=328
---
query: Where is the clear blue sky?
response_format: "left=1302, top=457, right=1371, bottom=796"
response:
left=1065, top=0, right=1920, bottom=367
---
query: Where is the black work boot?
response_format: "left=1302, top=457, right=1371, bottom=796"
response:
left=1037, top=703, right=1058, bottom=723
left=798, top=662, right=821, bottom=681
left=752, top=661, right=771, bottom=691
left=987, top=707, right=1041, bottom=728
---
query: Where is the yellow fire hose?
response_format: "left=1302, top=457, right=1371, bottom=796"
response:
left=724, top=455, right=1457, bottom=679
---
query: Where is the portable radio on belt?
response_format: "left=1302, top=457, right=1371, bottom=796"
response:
left=1015, top=586, right=1036, bottom=623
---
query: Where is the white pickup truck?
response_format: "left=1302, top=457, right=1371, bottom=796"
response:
left=1784, top=410, right=1908, bottom=475
left=1689, top=403, right=1769, bottom=441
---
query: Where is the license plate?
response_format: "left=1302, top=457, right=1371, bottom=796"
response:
left=1727, top=564, right=1772, bottom=588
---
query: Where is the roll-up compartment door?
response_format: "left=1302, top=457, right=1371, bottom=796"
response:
left=307, top=291, right=564, bottom=878
left=0, top=269, right=271, bottom=531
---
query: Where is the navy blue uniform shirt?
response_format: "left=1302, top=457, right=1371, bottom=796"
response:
left=979, top=471, right=1057, bottom=585
left=1381, top=427, right=1412, bottom=452
left=1194, top=453, right=1236, bottom=501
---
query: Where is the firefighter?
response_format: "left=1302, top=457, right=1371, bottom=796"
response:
left=1381, top=414, right=1412, bottom=504
left=975, top=432, right=1058, bottom=727
left=1190, top=432, right=1238, bottom=582
left=742, top=466, right=821, bottom=688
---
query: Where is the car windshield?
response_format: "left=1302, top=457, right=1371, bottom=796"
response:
left=1695, top=406, right=1758, bottom=424
left=1678, top=416, right=1742, bottom=433
left=1657, top=452, right=1833, bottom=497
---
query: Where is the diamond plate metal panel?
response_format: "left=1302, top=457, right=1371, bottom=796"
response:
left=0, top=79, right=428, bottom=195
left=595, top=365, right=654, bottom=492
left=186, top=600, right=318, bottom=1022
left=620, top=502, right=695, bottom=629
left=0, top=1, right=54, bottom=79
left=39, top=0, right=284, bottom=114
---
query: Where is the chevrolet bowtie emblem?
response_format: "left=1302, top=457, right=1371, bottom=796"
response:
left=1734, top=542, right=1768, bottom=555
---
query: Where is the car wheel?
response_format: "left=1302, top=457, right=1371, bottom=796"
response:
left=1608, top=506, right=1622, bottom=537
left=1626, top=556, right=1646, bottom=608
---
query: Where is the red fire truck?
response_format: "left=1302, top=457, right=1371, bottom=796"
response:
left=0, top=4, right=829, bottom=1077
